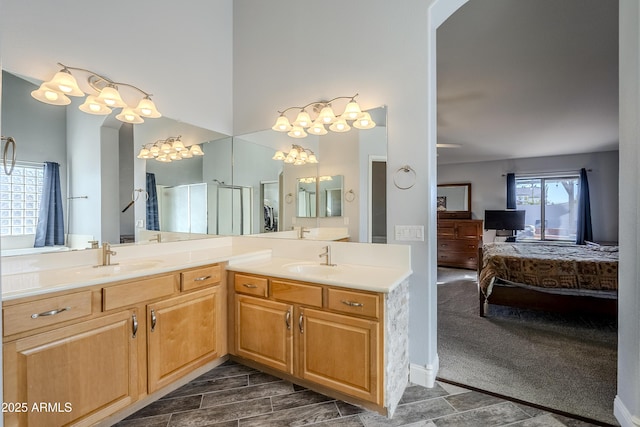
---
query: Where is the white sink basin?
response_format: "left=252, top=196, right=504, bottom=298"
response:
left=283, top=262, right=345, bottom=276
left=74, top=260, right=163, bottom=278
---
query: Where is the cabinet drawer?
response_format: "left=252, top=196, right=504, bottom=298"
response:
left=103, top=275, right=176, bottom=311
left=327, top=288, right=380, bottom=319
left=271, top=279, right=322, bottom=308
left=234, top=274, right=268, bottom=297
left=3, top=290, right=93, bottom=336
left=181, top=264, right=221, bottom=292
left=437, top=239, right=479, bottom=253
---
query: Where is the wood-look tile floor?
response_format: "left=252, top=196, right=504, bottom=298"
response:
left=114, top=361, right=607, bottom=427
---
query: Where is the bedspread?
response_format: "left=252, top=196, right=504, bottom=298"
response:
left=478, top=242, right=618, bottom=298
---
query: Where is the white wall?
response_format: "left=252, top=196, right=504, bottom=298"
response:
left=438, top=150, right=619, bottom=243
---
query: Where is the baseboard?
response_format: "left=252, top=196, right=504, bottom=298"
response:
left=409, top=354, right=439, bottom=388
left=614, top=396, right=640, bottom=427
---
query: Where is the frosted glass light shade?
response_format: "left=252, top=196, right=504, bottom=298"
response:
left=272, top=151, right=286, bottom=160
left=98, top=86, right=127, bottom=108
left=329, top=118, right=351, bottom=132
left=353, top=112, right=376, bottom=129
left=116, top=108, right=144, bottom=124
left=293, top=110, right=312, bottom=128
left=79, top=95, right=112, bottom=115
left=44, top=71, right=84, bottom=96
left=342, top=100, right=363, bottom=120
left=172, top=140, right=185, bottom=151
left=287, top=126, right=307, bottom=138
left=272, top=115, right=292, bottom=132
left=135, top=97, right=162, bottom=118
left=189, top=144, right=204, bottom=156
left=31, top=83, right=71, bottom=105
left=317, top=106, right=337, bottom=124
left=308, top=120, right=328, bottom=135
left=307, top=153, right=318, bottom=163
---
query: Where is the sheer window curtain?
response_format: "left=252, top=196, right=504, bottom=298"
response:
left=146, top=172, right=160, bottom=231
left=34, top=161, right=64, bottom=247
left=576, top=167, right=593, bottom=245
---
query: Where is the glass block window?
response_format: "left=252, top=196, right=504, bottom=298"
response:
left=0, top=164, right=44, bottom=236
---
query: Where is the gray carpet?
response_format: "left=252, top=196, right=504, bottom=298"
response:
left=437, top=267, right=618, bottom=426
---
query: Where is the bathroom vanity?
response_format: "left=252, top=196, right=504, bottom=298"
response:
left=0, top=236, right=411, bottom=426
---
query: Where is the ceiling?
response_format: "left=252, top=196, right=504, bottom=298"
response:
left=436, top=0, right=619, bottom=165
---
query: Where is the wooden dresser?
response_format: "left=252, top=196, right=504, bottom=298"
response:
left=437, top=218, right=483, bottom=270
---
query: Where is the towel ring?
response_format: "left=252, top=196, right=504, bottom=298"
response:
left=344, top=189, right=356, bottom=202
left=285, top=193, right=293, bottom=204
left=132, top=188, right=149, bottom=202
left=1, top=136, right=17, bottom=176
left=393, top=165, right=416, bottom=190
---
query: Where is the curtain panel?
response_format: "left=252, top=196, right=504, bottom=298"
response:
left=146, top=172, right=160, bottom=231
left=34, top=161, right=64, bottom=247
left=576, top=168, right=593, bottom=245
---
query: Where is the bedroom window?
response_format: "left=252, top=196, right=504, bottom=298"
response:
left=514, top=175, right=580, bottom=242
left=0, top=164, right=44, bottom=236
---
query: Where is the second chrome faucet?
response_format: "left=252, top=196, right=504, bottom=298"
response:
left=319, top=245, right=336, bottom=266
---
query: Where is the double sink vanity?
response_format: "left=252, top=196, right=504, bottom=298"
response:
left=0, top=235, right=411, bottom=426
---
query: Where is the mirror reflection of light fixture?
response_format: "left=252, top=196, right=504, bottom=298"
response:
left=272, top=94, right=375, bottom=138
left=32, top=62, right=162, bottom=124
left=272, top=144, right=318, bottom=165
left=137, top=136, right=203, bottom=162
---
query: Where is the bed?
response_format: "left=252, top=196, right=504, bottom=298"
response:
left=477, top=242, right=618, bottom=317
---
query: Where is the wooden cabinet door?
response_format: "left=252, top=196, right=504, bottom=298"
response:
left=3, top=310, right=138, bottom=427
left=235, top=295, right=293, bottom=374
left=297, top=307, right=381, bottom=404
left=147, top=287, right=219, bottom=393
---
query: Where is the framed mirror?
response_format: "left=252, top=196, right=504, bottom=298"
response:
left=297, top=177, right=317, bottom=217
left=437, top=183, right=471, bottom=219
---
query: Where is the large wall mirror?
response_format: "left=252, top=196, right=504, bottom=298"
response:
left=437, top=183, right=472, bottom=218
left=0, top=70, right=388, bottom=255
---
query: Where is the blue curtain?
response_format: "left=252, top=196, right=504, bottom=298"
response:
left=576, top=168, right=593, bottom=245
left=146, top=172, right=160, bottom=231
left=34, top=162, right=64, bottom=247
left=506, top=173, right=516, bottom=209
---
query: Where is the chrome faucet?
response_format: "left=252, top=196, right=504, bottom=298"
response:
left=96, top=242, right=118, bottom=267
left=149, top=233, right=162, bottom=243
left=319, top=245, right=336, bottom=266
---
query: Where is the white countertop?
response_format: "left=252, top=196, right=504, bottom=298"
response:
left=1, top=237, right=412, bottom=301
left=227, top=255, right=411, bottom=293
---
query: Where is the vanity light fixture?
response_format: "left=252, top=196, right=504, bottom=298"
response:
left=32, top=63, right=162, bottom=125
left=272, top=94, right=376, bottom=138
left=272, top=144, right=318, bottom=166
left=137, top=136, right=204, bottom=162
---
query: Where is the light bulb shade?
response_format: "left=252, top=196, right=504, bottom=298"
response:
left=342, top=100, right=363, bottom=120
left=161, top=143, right=173, bottom=153
left=189, top=144, right=204, bottom=155
left=97, top=85, right=127, bottom=108
left=156, top=154, right=172, bottom=163
left=287, top=126, right=307, bottom=138
left=288, top=147, right=299, bottom=158
left=137, top=148, right=152, bottom=159
left=272, top=150, right=286, bottom=160
left=180, top=150, right=193, bottom=159
left=43, top=71, right=84, bottom=96
left=172, top=140, right=185, bottom=151
left=329, top=118, right=351, bottom=133
left=308, top=120, right=328, bottom=135
left=31, top=83, right=71, bottom=105
left=353, top=112, right=376, bottom=129
left=293, top=110, right=312, bottom=128
left=318, top=106, right=337, bottom=124
left=272, top=115, right=292, bottom=132
left=79, top=95, right=112, bottom=115
left=307, top=153, right=318, bottom=163
left=150, top=145, right=160, bottom=155
left=135, top=97, right=162, bottom=118
left=116, top=108, right=144, bottom=124
left=284, top=155, right=295, bottom=164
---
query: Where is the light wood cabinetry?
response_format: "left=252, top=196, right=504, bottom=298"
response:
left=230, top=272, right=383, bottom=406
left=2, top=263, right=224, bottom=427
left=437, top=219, right=483, bottom=269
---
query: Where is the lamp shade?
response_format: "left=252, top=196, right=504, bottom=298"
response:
left=272, top=151, right=286, bottom=160
left=353, top=112, right=376, bottom=129
left=293, top=110, right=312, bottom=128
left=135, top=97, right=162, bottom=118
left=287, top=126, right=307, bottom=138
left=308, top=120, right=328, bottom=135
left=272, top=115, right=292, bottom=132
left=172, top=140, right=185, bottom=151
left=116, top=108, right=144, bottom=124
left=329, top=117, right=351, bottom=133
left=43, top=71, right=84, bottom=96
left=342, top=100, right=363, bottom=120
left=189, top=144, right=204, bottom=156
left=79, top=95, right=112, bottom=115
left=31, top=83, right=71, bottom=105
left=97, top=85, right=127, bottom=108
left=317, top=105, right=337, bottom=124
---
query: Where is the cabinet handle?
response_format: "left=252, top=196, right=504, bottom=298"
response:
left=31, top=307, right=70, bottom=319
left=132, top=313, right=138, bottom=338
left=341, top=300, right=364, bottom=308
left=243, top=284, right=258, bottom=289
left=298, top=312, right=304, bottom=334
left=194, top=275, right=212, bottom=282
left=285, top=310, right=291, bottom=330
left=150, top=309, right=157, bottom=332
